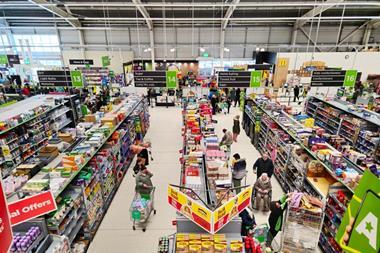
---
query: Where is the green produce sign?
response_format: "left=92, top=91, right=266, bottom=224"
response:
left=218, top=71, right=262, bottom=88
left=336, top=170, right=380, bottom=253
left=102, top=56, right=111, bottom=67
left=134, top=71, right=177, bottom=89
left=70, top=70, right=84, bottom=88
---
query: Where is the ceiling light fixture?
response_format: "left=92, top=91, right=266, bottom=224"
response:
left=224, top=47, right=230, bottom=52
left=200, top=47, right=206, bottom=52
left=256, top=47, right=260, bottom=52
left=170, top=48, right=176, bottom=52
left=260, top=48, right=265, bottom=51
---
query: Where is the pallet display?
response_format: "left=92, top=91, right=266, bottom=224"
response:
left=3, top=95, right=150, bottom=252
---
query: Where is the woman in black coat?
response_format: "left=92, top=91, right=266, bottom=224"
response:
left=232, top=115, right=240, bottom=142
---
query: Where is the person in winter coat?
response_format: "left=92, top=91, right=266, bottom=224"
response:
left=231, top=153, right=247, bottom=194
left=234, top=88, right=241, bottom=107
left=252, top=153, right=274, bottom=178
left=135, top=168, right=153, bottom=195
left=232, top=115, right=241, bottom=142
left=267, top=194, right=289, bottom=246
left=239, top=207, right=256, bottom=236
left=220, top=128, right=233, bottom=151
left=211, top=94, right=218, bottom=115
left=293, top=84, right=300, bottom=102
left=253, top=173, right=272, bottom=211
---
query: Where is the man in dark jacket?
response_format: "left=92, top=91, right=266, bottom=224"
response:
left=252, top=153, right=274, bottom=178
left=231, top=153, right=247, bottom=194
left=293, top=84, right=300, bottom=102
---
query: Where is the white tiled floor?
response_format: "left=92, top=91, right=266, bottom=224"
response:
left=88, top=105, right=284, bottom=253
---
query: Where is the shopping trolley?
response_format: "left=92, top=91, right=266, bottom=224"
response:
left=251, top=224, right=281, bottom=252
left=130, top=187, right=156, bottom=232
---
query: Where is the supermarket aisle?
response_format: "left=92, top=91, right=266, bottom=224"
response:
left=88, top=106, right=183, bottom=253
left=212, top=107, right=284, bottom=225
left=89, top=104, right=285, bottom=253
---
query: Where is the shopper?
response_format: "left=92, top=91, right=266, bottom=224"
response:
left=253, top=173, right=272, bottom=211
left=226, top=96, right=232, bottom=114
left=239, top=207, right=256, bottom=236
left=211, top=94, right=218, bottom=115
left=293, top=84, right=300, bottom=102
left=232, top=115, right=240, bottom=142
left=220, top=129, right=233, bottom=152
left=135, top=167, right=154, bottom=195
left=267, top=194, right=289, bottom=247
left=234, top=88, right=241, bottom=107
left=231, top=153, right=247, bottom=194
left=252, top=153, right=274, bottom=178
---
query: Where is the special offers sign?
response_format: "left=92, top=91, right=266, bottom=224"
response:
left=168, top=185, right=252, bottom=234
left=0, top=178, right=13, bottom=253
left=8, top=191, right=57, bottom=226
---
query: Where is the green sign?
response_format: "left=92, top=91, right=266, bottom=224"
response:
left=70, top=70, right=84, bottom=88
left=109, top=70, right=115, bottom=78
left=336, top=170, right=380, bottom=253
left=202, top=52, right=209, bottom=57
left=0, top=55, right=8, bottom=65
left=166, top=71, right=177, bottom=89
left=250, top=71, right=263, bottom=88
left=344, top=70, right=358, bottom=87
left=102, top=56, right=111, bottom=67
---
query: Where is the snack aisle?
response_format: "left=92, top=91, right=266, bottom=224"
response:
left=1, top=94, right=150, bottom=252
left=242, top=95, right=378, bottom=253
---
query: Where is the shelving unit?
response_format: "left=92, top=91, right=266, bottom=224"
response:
left=305, top=96, right=380, bottom=169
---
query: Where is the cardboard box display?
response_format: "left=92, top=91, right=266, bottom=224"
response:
left=84, top=114, right=97, bottom=122
left=39, top=146, right=59, bottom=157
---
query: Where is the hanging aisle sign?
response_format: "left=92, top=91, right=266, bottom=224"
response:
left=311, top=70, right=358, bottom=87
left=134, top=71, right=177, bottom=88
left=69, top=59, right=94, bottom=65
left=37, top=70, right=84, bottom=87
left=217, top=71, right=262, bottom=88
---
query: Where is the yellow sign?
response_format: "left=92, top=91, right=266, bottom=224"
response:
left=279, top=58, right=287, bottom=67
left=2, top=145, right=11, bottom=157
left=213, top=186, right=253, bottom=233
left=168, top=185, right=212, bottom=233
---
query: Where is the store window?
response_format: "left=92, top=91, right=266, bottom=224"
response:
left=13, top=34, right=60, bottom=53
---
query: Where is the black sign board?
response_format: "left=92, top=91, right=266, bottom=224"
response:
left=311, top=70, right=347, bottom=87
left=69, top=59, right=94, bottom=65
left=37, top=70, right=72, bottom=87
left=7, top=55, right=20, bottom=65
left=217, top=71, right=251, bottom=88
left=133, top=71, right=166, bottom=87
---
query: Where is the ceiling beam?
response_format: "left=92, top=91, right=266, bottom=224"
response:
left=131, top=0, right=155, bottom=68
left=220, top=0, right=240, bottom=63
left=328, top=21, right=369, bottom=51
left=27, top=0, right=81, bottom=28
left=299, top=27, right=322, bottom=52
left=2, top=2, right=380, bottom=7
left=297, top=0, right=344, bottom=27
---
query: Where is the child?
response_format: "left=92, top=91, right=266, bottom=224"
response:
left=219, top=98, right=228, bottom=114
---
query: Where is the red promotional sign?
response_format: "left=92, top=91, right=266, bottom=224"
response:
left=0, top=179, right=13, bottom=253
left=8, top=191, right=57, bottom=226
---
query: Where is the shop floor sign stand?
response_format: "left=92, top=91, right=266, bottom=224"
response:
left=130, top=187, right=157, bottom=232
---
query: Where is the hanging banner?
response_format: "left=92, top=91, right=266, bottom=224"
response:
left=335, top=170, right=380, bottom=253
left=134, top=71, right=177, bottom=88
left=0, top=178, right=13, bottom=253
left=8, top=191, right=57, bottom=226
left=213, top=186, right=253, bottom=233
left=37, top=70, right=72, bottom=87
left=217, top=71, right=262, bottom=88
left=167, top=185, right=212, bottom=233
left=311, top=70, right=358, bottom=87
